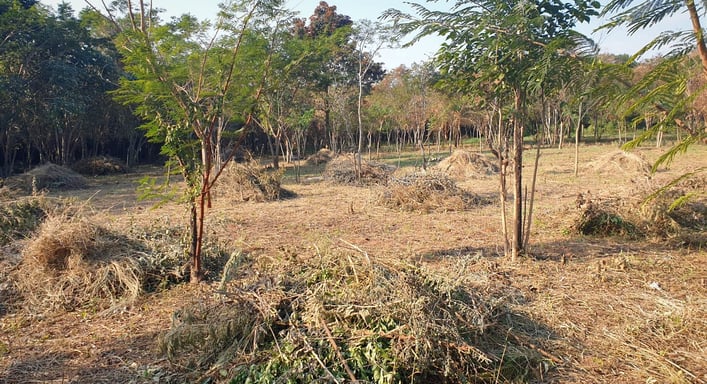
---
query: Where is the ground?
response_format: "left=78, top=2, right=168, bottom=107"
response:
left=0, top=143, right=705, bottom=383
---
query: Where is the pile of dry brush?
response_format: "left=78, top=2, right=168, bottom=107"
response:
left=215, top=160, right=294, bottom=202
left=379, top=173, right=491, bottom=213
left=8, top=213, right=188, bottom=314
left=323, top=155, right=395, bottom=185
left=6, top=163, right=88, bottom=193
left=572, top=175, right=706, bottom=246
left=159, top=250, right=543, bottom=383
left=71, top=156, right=127, bottom=176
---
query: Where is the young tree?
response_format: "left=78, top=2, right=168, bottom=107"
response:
left=385, top=0, right=598, bottom=260
left=94, top=0, right=280, bottom=282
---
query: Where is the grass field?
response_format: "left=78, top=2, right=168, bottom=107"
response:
left=0, top=142, right=705, bottom=383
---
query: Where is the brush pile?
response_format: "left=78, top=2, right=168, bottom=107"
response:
left=0, top=194, right=47, bottom=246
left=12, top=214, right=185, bottom=314
left=216, top=160, right=294, bottom=202
left=323, top=154, right=395, bottom=185
left=585, top=150, right=652, bottom=177
left=6, top=163, right=88, bottom=192
left=305, top=148, right=335, bottom=166
left=160, top=250, right=541, bottom=383
left=379, top=173, right=489, bottom=213
left=572, top=194, right=640, bottom=238
left=71, top=156, right=127, bottom=176
left=434, top=150, right=499, bottom=179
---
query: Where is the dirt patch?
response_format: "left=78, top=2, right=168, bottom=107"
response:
left=434, top=150, right=499, bottom=179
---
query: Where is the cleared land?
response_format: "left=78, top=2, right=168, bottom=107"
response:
left=0, top=143, right=705, bottom=383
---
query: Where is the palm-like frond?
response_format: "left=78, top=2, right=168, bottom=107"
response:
left=601, top=0, right=684, bottom=34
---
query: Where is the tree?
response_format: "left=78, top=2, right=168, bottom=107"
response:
left=95, top=0, right=279, bottom=282
left=601, top=0, right=707, bottom=168
left=385, top=0, right=599, bottom=260
left=351, top=19, right=393, bottom=175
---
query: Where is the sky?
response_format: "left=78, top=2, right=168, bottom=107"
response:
left=40, top=0, right=690, bottom=70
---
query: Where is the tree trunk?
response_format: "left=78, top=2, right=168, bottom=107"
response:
left=511, top=91, right=524, bottom=262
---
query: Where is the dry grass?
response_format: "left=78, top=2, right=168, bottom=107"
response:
left=214, top=160, right=294, bottom=202
left=379, top=172, right=491, bottom=213
left=160, top=249, right=542, bottom=383
left=323, top=154, right=396, bottom=185
left=71, top=156, right=127, bottom=176
left=1, top=144, right=706, bottom=383
left=434, top=150, right=499, bottom=179
left=11, top=213, right=185, bottom=314
left=6, top=163, right=88, bottom=193
left=585, top=149, right=652, bottom=176
left=305, top=148, right=335, bottom=166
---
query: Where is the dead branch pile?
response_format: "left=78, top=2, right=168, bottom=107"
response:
left=305, top=148, right=334, bottom=166
left=572, top=194, right=640, bottom=238
left=215, top=160, right=295, bottom=202
left=379, top=173, right=490, bottom=213
left=0, top=195, right=48, bottom=246
left=585, top=150, right=652, bottom=176
left=160, top=251, right=539, bottom=383
left=434, top=150, right=499, bottom=179
left=323, top=154, right=395, bottom=185
left=638, top=175, right=707, bottom=246
left=71, top=156, right=127, bottom=176
left=6, top=163, right=88, bottom=192
left=12, top=214, right=184, bottom=314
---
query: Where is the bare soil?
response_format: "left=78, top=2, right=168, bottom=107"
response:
left=1, top=143, right=705, bottom=383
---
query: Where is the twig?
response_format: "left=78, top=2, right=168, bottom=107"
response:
left=320, top=317, right=359, bottom=383
left=339, top=238, right=371, bottom=265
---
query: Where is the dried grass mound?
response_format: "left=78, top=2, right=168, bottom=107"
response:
left=13, top=215, right=181, bottom=313
left=0, top=195, right=47, bottom=246
left=305, top=148, right=334, bottom=166
left=379, top=173, right=490, bottom=213
left=638, top=176, right=707, bottom=246
left=216, top=160, right=295, bottom=202
left=434, top=150, right=499, bottom=179
left=161, top=251, right=537, bottom=383
left=7, top=163, right=88, bottom=192
left=585, top=150, right=652, bottom=176
left=572, top=194, right=641, bottom=238
left=71, top=156, right=127, bottom=176
left=323, top=154, right=395, bottom=185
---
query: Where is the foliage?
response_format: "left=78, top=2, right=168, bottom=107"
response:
left=160, top=251, right=539, bottom=383
left=0, top=194, right=46, bottom=245
left=384, top=0, right=600, bottom=259
left=0, top=1, right=134, bottom=174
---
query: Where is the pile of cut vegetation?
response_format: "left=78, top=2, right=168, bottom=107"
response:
left=638, top=175, right=707, bottom=246
left=572, top=193, right=641, bottom=238
left=12, top=214, right=184, bottom=314
left=305, top=148, right=334, bottom=166
left=160, top=251, right=539, bottom=383
left=379, top=173, right=490, bottom=213
left=71, top=155, right=127, bottom=176
left=323, top=154, right=395, bottom=185
left=216, top=160, right=295, bottom=202
left=6, top=163, right=88, bottom=192
left=0, top=194, right=48, bottom=246
left=585, top=149, right=652, bottom=176
left=434, top=150, right=499, bottom=179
